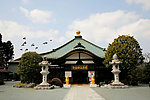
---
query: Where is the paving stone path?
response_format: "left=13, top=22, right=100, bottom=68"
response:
left=63, top=85, right=105, bottom=100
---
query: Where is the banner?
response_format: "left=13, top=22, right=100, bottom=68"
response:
left=88, top=71, right=95, bottom=81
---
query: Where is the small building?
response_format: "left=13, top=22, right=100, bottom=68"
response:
left=8, top=31, right=113, bottom=84
left=0, top=67, right=12, bottom=80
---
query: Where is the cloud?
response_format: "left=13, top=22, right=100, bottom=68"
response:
left=66, top=10, right=150, bottom=53
left=66, top=10, right=140, bottom=43
left=126, top=0, right=150, bottom=10
left=22, top=0, right=29, bottom=4
left=0, top=20, right=58, bottom=40
left=0, top=19, right=59, bottom=58
left=118, top=19, right=150, bottom=38
left=20, top=7, right=54, bottom=24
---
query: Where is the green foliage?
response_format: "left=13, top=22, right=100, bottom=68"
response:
left=17, top=52, right=42, bottom=83
left=143, top=63, right=150, bottom=83
left=0, top=33, right=14, bottom=67
left=103, top=35, right=144, bottom=82
left=104, top=35, right=143, bottom=69
left=13, top=73, right=20, bottom=81
left=0, top=79, right=4, bottom=85
left=3, top=41, right=14, bottom=62
left=127, top=68, right=144, bottom=85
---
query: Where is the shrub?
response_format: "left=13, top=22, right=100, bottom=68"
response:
left=51, top=78, right=63, bottom=88
left=13, top=73, right=20, bottom=81
left=17, top=52, right=42, bottom=83
left=0, top=79, right=4, bottom=85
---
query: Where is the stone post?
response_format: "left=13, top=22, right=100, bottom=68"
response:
left=64, top=76, right=71, bottom=88
left=90, top=75, right=97, bottom=87
left=91, top=75, right=95, bottom=84
left=66, top=76, right=69, bottom=85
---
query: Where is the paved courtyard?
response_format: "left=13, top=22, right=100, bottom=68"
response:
left=93, top=85, right=150, bottom=100
left=63, top=85, right=105, bottom=100
left=1, top=81, right=150, bottom=100
left=0, top=81, right=69, bottom=100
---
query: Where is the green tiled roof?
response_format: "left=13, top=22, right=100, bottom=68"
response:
left=41, top=36, right=105, bottom=59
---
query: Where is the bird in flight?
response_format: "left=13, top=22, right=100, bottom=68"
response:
left=35, top=47, right=38, bottom=49
left=21, top=41, right=26, bottom=46
left=43, top=42, right=48, bottom=44
left=31, top=43, right=35, bottom=46
left=21, top=44, right=24, bottom=46
left=25, top=49, right=28, bottom=51
left=23, top=37, right=26, bottom=40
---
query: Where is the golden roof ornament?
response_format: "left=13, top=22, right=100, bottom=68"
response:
left=76, top=30, right=81, bottom=36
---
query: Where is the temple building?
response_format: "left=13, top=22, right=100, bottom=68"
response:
left=40, top=31, right=112, bottom=84
left=8, top=31, right=112, bottom=84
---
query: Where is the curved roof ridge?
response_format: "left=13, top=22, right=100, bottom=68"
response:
left=82, top=38, right=104, bottom=50
left=40, top=38, right=75, bottom=55
left=42, top=37, right=105, bottom=59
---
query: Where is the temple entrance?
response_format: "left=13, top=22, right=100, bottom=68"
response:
left=72, top=71, right=88, bottom=84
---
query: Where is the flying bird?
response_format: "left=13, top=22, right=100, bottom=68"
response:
left=50, top=40, right=52, bottom=41
left=43, top=42, right=48, bottom=44
left=35, top=47, right=38, bottom=49
left=23, top=37, right=26, bottom=39
left=21, top=43, right=25, bottom=46
left=31, top=43, right=35, bottom=46
left=21, top=41, right=27, bottom=46
left=25, top=49, right=28, bottom=51
left=23, top=41, right=27, bottom=44
left=20, top=49, right=23, bottom=51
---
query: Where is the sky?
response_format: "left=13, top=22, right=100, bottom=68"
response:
left=0, top=0, right=150, bottom=59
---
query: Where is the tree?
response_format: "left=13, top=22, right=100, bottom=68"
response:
left=17, top=52, right=42, bottom=83
left=103, top=35, right=144, bottom=81
left=0, top=34, right=4, bottom=67
left=0, top=33, right=14, bottom=67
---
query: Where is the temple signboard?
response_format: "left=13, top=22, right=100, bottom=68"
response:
left=71, top=65, right=88, bottom=70
left=65, top=71, right=72, bottom=77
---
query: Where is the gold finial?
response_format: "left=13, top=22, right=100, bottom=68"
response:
left=76, top=30, right=81, bottom=36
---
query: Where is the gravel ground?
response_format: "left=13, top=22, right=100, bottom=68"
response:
left=0, top=81, right=69, bottom=100
left=92, top=85, right=150, bottom=100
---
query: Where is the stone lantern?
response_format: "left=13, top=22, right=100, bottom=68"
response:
left=39, top=57, right=51, bottom=86
left=101, top=54, right=128, bottom=88
left=34, top=56, right=51, bottom=89
left=109, top=54, right=124, bottom=86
